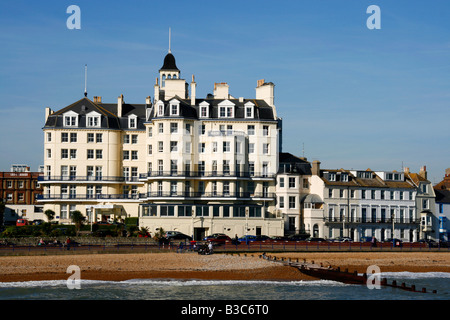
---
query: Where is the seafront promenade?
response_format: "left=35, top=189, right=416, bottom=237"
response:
left=0, top=238, right=449, bottom=256
left=0, top=251, right=449, bottom=283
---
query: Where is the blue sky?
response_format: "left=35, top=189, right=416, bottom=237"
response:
left=0, top=0, right=449, bottom=183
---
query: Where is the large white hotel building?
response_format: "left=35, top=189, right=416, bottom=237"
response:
left=39, top=50, right=284, bottom=239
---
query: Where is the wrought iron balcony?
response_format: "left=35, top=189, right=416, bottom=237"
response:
left=37, top=176, right=141, bottom=183
left=324, top=217, right=421, bottom=224
left=138, top=171, right=275, bottom=179
left=36, top=191, right=276, bottom=201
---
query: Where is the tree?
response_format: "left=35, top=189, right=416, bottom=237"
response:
left=0, top=199, right=5, bottom=228
left=70, top=210, right=85, bottom=235
left=44, top=209, right=55, bottom=223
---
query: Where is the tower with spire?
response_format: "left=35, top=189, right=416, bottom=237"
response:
left=155, top=28, right=187, bottom=101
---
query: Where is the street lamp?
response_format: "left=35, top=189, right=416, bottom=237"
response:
left=90, top=206, right=94, bottom=232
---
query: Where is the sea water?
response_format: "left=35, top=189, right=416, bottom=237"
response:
left=0, top=272, right=449, bottom=300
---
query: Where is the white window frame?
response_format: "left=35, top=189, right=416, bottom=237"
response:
left=156, top=101, right=165, bottom=117
left=169, top=99, right=180, bottom=116
left=128, top=114, right=137, bottom=129
left=244, top=102, right=255, bottom=118
left=218, top=100, right=235, bottom=118
left=199, top=101, right=210, bottom=118
left=63, top=111, right=79, bottom=127
left=86, top=111, right=101, bottom=128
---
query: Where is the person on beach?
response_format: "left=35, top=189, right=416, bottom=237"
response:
left=208, top=241, right=213, bottom=254
left=371, top=236, right=377, bottom=248
left=66, top=237, right=71, bottom=250
left=177, top=241, right=184, bottom=253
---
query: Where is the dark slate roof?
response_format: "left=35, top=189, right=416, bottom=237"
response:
left=44, top=94, right=277, bottom=130
left=435, top=189, right=450, bottom=204
left=44, top=97, right=146, bottom=130
left=159, top=53, right=179, bottom=71
left=278, top=152, right=312, bottom=175
left=150, top=97, right=276, bottom=121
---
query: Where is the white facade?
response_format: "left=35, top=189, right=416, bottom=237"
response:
left=304, top=161, right=429, bottom=242
left=38, top=51, right=284, bottom=239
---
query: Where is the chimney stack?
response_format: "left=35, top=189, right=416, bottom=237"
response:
left=312, top=160, right=321, bottom=176
left=45, top=107, right=53, bottom=122
left=191, top=75, right=196, bottom=106
left=255, top=79, right=275, bottom=108
left=213, top=82, right=229, bottom=99
left=419, top=166, right=427, bottom=180
left=117, top=94, right=124, bottom=117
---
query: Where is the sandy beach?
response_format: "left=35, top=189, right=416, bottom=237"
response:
left=0, top=251, right=449, bottom=283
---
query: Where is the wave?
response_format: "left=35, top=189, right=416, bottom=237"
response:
left=380, top=272, right=450, bottom=279
left=0, top=278, right=348, bottom=288
left=2, top=272, right=449, bottom=288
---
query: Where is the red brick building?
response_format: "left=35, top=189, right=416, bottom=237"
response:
left=0, top=168, right=44, bottom=224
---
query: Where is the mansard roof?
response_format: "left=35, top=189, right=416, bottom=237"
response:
left=149, top=97, right=276, bottom=121
left=44, top=94, right=277, bottom=131
left=319, top=168, right=415, bottom=189
left=278, top=152, right=312, bottom=175
left=44, top=97, right=146, bottom=130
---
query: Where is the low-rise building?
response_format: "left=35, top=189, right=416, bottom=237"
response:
left=0, top=165, right=44, bottom=224
left=306, top=161, right=429, bottom=242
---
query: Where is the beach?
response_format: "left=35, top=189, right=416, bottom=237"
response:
left=0, top=251, right=449, bottom=283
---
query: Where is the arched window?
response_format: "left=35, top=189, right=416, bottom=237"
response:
left=162, top=74, right=166, bottom=87
left=167, top=75, right=171, bottom=79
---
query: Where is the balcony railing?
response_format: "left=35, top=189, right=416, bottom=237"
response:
left=38, top=176, right=141, bottom=183
left=139, top=171, right=275, bottom=179
left=36, top=192, right=276, bottom=201
left=142, top=191, right=275, bottom=199
left=36, top=194, right=141, bottom=200
left=324, top=217, right=421, bottom=224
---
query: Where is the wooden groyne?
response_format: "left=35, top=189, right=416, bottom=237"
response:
left=259, top=253, right=437, bottom=294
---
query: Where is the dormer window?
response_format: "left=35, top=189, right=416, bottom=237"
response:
left=128, top=114, right=137, bottom=129
left=156, top=101, right=165, bottom=117
left=86, top=111, right=101, bottom=128
left=199, top=101, right=209, bottom=118
left=218, top=100, right=235, bottom=118
left=63, top=111, right=79, bottom=127
left=169, top=99, right=180, bottom=116
left=244, top=102, right=255, bottom=118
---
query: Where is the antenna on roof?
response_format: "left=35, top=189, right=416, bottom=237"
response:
left=168, top=27, right=171, bottom=53
left=84, top=64, right=88, bottom=97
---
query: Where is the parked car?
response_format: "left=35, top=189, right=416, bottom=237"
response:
left=16, top=219, right=29, bottom=226
left=287, top=234, right=310, bottom=241
left=306, top=237, right=328, bottom=242
left=270, top=236, right=289, bottom=242
left=238, top=235, right=258, bottom=243
left=167, top=232, right=193, bottom=242
left=206, top=234, right=232, bottom=245
left=331, top=237, right=353, bottom=243
left=203, top=233, right=227, bottom=241
left=32, top=219, right=45, bottom=225
left=165, top=231, right=182, bottom=238
left=254, top=235, right=271, bottom=241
